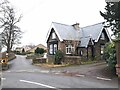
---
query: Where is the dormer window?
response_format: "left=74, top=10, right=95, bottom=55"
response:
left=100, top=32, right=105, bottom=40
left=52, top=32, right=56, bottom=39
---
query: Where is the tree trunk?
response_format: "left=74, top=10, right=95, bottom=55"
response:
left=116, top=40, right=120, bottom=77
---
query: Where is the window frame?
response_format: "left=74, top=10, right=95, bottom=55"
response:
left=49, top=43, right=58, bottom=55
left=100, top=32, right=105, bottom=40
left=49, top=44, right=53, bottom=54
left=100, top=44, right=105, bottom=55
left=66, top=44, right=74, bottom=54
left=54, top=44, right=57, bottom=54
left=52, top=32, right=56, bottom=39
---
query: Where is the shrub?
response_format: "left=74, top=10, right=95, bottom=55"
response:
left=35, top=47, right=45, bottom=54
left=54, top=50, right=64, bottom=64
left=104, top=42, right=117, bottom=71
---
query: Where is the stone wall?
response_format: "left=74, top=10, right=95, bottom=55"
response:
left=47, top=55, right=54, bottom=64
left=63, top=56, right=81, bottom=65
left=47, top=55, right=81, bottom=65
left=32, top=58, right=46, bottom=64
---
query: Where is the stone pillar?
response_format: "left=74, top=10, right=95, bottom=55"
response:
left=116, top=40, right=120, bottom=77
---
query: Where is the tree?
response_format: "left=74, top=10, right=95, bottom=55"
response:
left=100, top=2, right=119, bottom=71
left=100, top=2, right=120, bottom=39
left=104, top=42, right=116, bottom=71
left=0, top=0, right=22, bottom=53
left=35, top=47, right=45, bottom=54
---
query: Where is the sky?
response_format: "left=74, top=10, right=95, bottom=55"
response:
left=8, top=0, right=106, bottom=47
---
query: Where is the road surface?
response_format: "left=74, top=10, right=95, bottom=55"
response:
left=1, top=55, right=118, bottom=89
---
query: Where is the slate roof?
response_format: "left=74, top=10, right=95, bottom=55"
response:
left=79, top=23, right=104, bottom=47
left=52, top=22, right=80, bottom=41
left=46, top=22, right=111, bottom=47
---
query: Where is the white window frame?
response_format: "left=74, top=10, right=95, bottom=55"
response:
left=101, top=32, right=105, bottom=40
left=54, top=44, right=57, bottom=54
left=49, top=44, right=53, bottom=54
left=52, top=32, right=56, bottom=39
left=66, top=45, right=74, bottom=54
left=101, top=45, right=104, bottom=55
left=49, top=44, right=58, bottom=55
left=80, top=50, right=83, bottom=56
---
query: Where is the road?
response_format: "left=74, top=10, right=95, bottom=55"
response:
left=1, top=55, right=118, bottom=89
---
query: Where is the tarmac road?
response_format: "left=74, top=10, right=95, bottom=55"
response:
left=1, top=55, right=118, bottom=89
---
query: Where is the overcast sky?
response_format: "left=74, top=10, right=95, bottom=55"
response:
left=8, top=0, right=106, bottom=47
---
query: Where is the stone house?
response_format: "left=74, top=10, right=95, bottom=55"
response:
left=46, top=22, right=111, bottom=63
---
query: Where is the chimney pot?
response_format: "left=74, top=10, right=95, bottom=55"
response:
left=72, top=23, right=80, bottom=30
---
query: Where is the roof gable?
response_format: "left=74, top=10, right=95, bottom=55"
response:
left=46, top=23, right=63, bottom=42
left=80, top=23, right=103, bottom=41
left=46, top=22, right=80, bottom=42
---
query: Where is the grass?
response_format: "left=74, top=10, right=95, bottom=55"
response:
left=81, top=60, right=98, bottom=65
left=33, top=61, right=97, bottom=68
left=33, top=59, right=104, bottom=68
left=34, top=63, right=69, bottom=68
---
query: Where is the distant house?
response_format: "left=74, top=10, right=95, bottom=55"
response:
left=27, top=44, right=47, bottom=53
left=15, top=46, right=32, bottom=53
left=46, top=22, right=111, bottom=61
left=15, top=47, right=23, bottom=53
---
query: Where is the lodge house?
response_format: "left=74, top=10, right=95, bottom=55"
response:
left=46, top=22, right=111, bottom=63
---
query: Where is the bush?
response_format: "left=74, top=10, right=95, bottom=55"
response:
left=54, top=50, right=64, bottom=64
left=104, top=42, right=117, bottom=71
left=35, top=47, right=45, bottom=54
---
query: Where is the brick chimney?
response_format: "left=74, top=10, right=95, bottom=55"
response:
left=72, top=23, right=80, bottom=30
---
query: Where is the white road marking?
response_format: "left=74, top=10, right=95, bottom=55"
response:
left=96, top=77, right=111, bottom=81
left=20, top=79, right=56, bottom=89
left=55, top=73, right=61, bottom=74
left=5, top=71, right=11, bottom=72
left=19, top=70, right=27, bottom=72
left=76, top=74, right=85, bottom=77
left=40, top=70, right=49, bottom=73
left=2, top=78, right=6, bottom=80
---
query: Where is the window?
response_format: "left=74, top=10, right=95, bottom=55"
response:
left=101, top=32, right=105, bottom=40
left=80, top=50, right=83, bottom=56
left=54, top=44, right=57, bottom=54
left=49, top=44, right=53, bottom=54
left=101, top=45, right=105, bottom=55
left=49, top=44, right=58, bottom=55
left=52, top=32, right=56, bottom=39
left=66, top=45, right=74, bottom=54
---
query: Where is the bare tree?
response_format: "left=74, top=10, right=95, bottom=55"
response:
left=0, top=0, right=22, bottom=53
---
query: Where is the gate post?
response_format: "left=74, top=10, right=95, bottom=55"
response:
left=116, top=40, right=120, bottom=77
